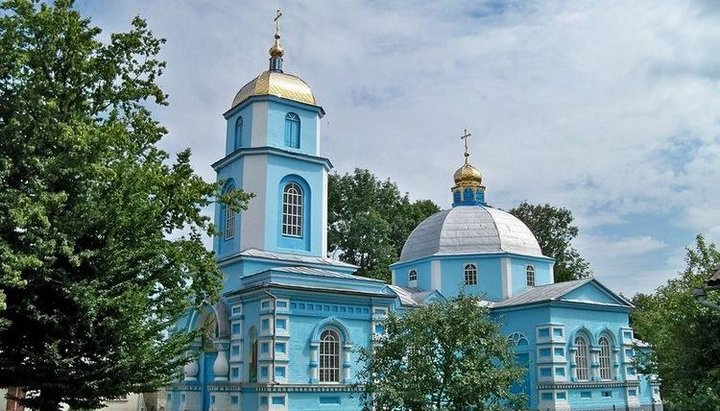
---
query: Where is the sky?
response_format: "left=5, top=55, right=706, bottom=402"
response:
left=75, top=0, right=720, bottom=297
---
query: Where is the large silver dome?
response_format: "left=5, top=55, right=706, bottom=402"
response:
left=399, top=206, right=543, bottom=262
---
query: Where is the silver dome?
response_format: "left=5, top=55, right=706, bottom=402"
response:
left=399, top=206, right=543, bottom=262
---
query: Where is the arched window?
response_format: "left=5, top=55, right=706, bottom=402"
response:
left=234, top=116, right=243, bottom=149
left=574, top=335, right=590, bottom=381
left=599, top=335, right=613, bottom=380
left=526, top=265, right=535, bottom=286
left=508, top=332, right=529, bottom=347
left=319, top=329, right=340, bottom=383
left=284, top=112, right=300, bottom=148
left=408, top=270, right=417, bottom=282
left=224, top=187, right=235, bottom=239
left=282, top=183, right=303, bottom=237
left=464, top=263, right=477, bottom=285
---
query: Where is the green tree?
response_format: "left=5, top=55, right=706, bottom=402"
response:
left=632, top=235, right=720, bottom=408
left=328, top=169, right=439, bottom=282
left=357, top=293, right=525, bottom=410
left=0, top=1, right=251, bottom=409
left=508, top=201, right=591, bottom=282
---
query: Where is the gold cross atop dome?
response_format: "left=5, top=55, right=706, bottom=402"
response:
left=269, top=8, right=284, bottom=59
left=274, top=8, right=282, bottom=36
left=461, top=129, right=472, bottom=163
left=452, top=128, right=483, bottom=188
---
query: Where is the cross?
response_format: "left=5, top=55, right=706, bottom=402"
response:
left=460, top=129, right=471, bottom=159
left=274, top=8, right=283, bottom=35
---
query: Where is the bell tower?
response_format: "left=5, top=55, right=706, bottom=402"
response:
left=213, top=11, right=330, bottom=259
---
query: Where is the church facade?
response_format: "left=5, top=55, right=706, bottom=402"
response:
left=169, top=20, right=660, bottom=411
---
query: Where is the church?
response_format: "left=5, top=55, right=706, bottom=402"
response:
left=169, top=16, right=661, bottom=411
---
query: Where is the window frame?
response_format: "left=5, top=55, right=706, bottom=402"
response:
left=284, top=112, right=301, bottom=148
left=282, top=182, right=304, bottom=237
left=574, top=335, right=590, bottom=381
left=599, top=335, right=613, bottom=380
left=224, top=187, right=235, bottom=240
left=319, top=329, right=341, bottom=384
left=234, top=116, right=243, bottom=149
left=464, top=263, right=477, bottom=285
left=526, top=264, right=536, bottom=286
left=408, top=269, right=417, bottom=283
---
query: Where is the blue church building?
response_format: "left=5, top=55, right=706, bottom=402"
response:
left=169, top=19, right=660, bottom=411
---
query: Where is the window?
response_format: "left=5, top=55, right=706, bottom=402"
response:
left=282, top=183, right=303, bottom=237
left=234, top=116, right=243, bottom=149
left=224, top=187, right=235, bottom=239
left=526, top=265, right=535, bottom=286
left=319, top=329, right=340, bottom=383
left=574, top=335, right=590, bottom=381
left=260, top=342, right=269, bottom=353
left=599, top=335, right=613, bottom=380
left=276, top=342, right=286, bottom=353
left=508, top=332, right=528, bottom=347
left=275, top=366, right=286, bottom=378
left=464, top=263, right=477, bottom=285
left=261, top=318, right=270, bottom=330
left=276, top=318, right=287, bottom=330
left=284, top=112, right=300, bottom=148
left=248, top=327, right=258, bottom=383
left=272, top=396, right=286, bottom=405
left=408, top=269, right=417, bottom=282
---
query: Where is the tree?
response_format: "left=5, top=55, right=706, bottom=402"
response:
left=0, top=1, right=251, bottom=409
left=328, top=169, right=439, bottom=282
left=357, top=293, right=525, bottom=410
left=631, top=235, right=720, bottom=408
left=508, top=201, right=591, bottom=282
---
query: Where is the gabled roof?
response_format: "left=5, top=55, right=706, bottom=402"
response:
left=223, top=248, right=357, bottom=269
left=386, top=285, right=444, bottom=307
left=492, top=278, right=632, bottom=309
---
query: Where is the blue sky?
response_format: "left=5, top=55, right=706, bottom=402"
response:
left=75, top=0, right=720, bottom=297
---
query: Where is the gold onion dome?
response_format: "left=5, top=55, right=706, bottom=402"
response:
left=230, top=9, right=316, bottom=110
left=231, top=71, right=316, bottom=108
left=453, top=161, right=483, bottom=187
left=269, top=34, right=284, bottom=58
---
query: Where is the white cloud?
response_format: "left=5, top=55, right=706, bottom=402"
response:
left=75, top=0, right=720, bottom=295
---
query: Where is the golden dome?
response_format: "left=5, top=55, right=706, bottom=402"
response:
left=230, top=70, right=316, bottom=109
left=453, top=162, right=483, bottom=187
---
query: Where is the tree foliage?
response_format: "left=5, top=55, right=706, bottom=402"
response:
left=0, top=1, right=250, bottom=409
left=357, top=293, right=525, bottom=410
left=508, top=201, right=591, bottom=282
left=328, top=169, right=439, bottom=282
left=631, top=235, right=720, bottom=408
